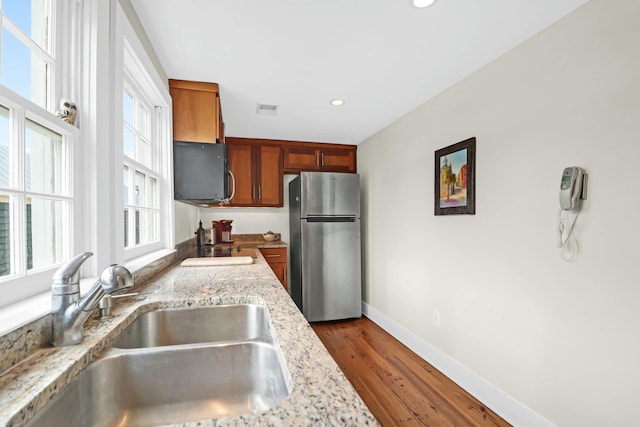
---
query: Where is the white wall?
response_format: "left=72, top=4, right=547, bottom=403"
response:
left=358, top=0, right=640, bottom=426
left=118, top=0, right=168, bottom=88
left=173, top=200, right=199, bottom=244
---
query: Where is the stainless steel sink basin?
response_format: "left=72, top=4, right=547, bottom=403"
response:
left=113, top=304, right=271, bottom=348
left=25, top=341, right=291, bottom=427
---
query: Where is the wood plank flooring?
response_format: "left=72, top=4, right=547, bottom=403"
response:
left=311, top=317, right=511, bottom=427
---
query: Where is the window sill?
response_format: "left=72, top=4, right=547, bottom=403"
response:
left=0, top=248, right=177, bottom=337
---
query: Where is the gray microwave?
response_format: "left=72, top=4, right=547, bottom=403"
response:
left=173, top=141, right=230, bottom=205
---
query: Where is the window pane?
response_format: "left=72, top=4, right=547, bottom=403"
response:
left=149, top=211, right=158, bottom=242
left=124, top=209, right=129, bottom=248
left=1, top=28, right=48, bottom=107
left=0, top=106, right=9, bottom=188
left=27, top=197, right=63, bottom=270
left=135, top=209, right=141, bottom=245
left=123, top=90, right=134, bottom=126
left=0, top=194, right=10, bottom=277
left=136, top=139, right=148, bottom=166
left=134, top=171, right=145, bottom=206
left=149, top=177, right=157, bottom=208
left=123, top=165, right=129, bottom=204
left=25, top=119, right=63, bottom=194
left=3, top=0, right=50, bottom=51
left=123, top=127, right=134, bottom=158
left=138, top=104, right=149, bottom=138
left=26, top=200, right=33, bottom=269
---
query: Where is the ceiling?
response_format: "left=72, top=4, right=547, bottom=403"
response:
left=130, top=0, right=589, bottom=145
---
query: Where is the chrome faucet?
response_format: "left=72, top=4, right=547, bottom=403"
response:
left=51, top=252, right=134, bottom=346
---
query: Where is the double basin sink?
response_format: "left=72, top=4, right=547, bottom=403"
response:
left=26, top=304, right=291, bottom=427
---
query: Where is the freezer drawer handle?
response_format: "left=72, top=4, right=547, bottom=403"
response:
left=306, top=216, right=357, bottom=223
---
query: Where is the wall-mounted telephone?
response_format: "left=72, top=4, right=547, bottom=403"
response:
left=559, top=167, right=586, bottom=210
left=557, top=166, right=588, bottom=262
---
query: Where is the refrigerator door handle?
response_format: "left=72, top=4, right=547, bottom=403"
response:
left=306, top=216, right=357, bottom=223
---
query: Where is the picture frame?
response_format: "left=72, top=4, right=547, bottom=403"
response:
left=434, top=137, right=476, bottom=215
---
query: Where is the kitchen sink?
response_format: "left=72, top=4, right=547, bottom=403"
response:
left=113, top=304, right=272, bottom=349
left=25, top=303, right=291, bottom=426
left=25, top=341, right=291, bottom=427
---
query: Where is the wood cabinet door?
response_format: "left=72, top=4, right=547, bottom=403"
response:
left=170, top=86, right=219, bottom=143
left=227, top=143, right=283, bottom=207
left=271, top=263, right=287, bottom=290
left=283, top=145, right=357, bottom=174
left=319, top=148, right=356, bottom=173
left=256, top=146, right=283, bottom=206
left=283, top=146, right=319, bottom=172
left=259, top=247, right=288, bottom=290
left=227, top=144, right=253, bottom=205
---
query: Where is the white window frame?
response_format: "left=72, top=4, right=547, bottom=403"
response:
left=0, top=0, right=59, bottom=110
left=0, top=0, right=81, bottom=308
left=122, top=75, right=160, bottom=253
left=113, top=4, right=173, bottom=263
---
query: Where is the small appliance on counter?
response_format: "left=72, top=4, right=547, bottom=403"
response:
left=212, top=220, right=234, bottom=243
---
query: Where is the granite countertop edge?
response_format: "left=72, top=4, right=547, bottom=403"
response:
left=0, top=245, right=378, bottom=427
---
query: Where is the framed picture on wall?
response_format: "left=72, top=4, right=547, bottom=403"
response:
left=434, top=137, right=476, bottom=215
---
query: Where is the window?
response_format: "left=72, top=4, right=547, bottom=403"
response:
left=0, top=0, right=77, bottom=307
left=0, top=1, right=172, bottom=311
left=1, top=0, right=53, bottom=109
left=0, top=96, right=73, bottom=292
left=121, top=40, right=166, bottom=259
left=122, top=81, right=159, bottom=250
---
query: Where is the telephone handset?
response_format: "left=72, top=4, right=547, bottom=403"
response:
left=559, top=167, right=584, bottom=211
left=557, top=166, right=588, bottom=261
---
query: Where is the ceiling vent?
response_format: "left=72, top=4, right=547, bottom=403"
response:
left=256, top=103, right=279, bottom=115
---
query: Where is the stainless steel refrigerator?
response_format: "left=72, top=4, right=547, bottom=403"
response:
left=289, top=172, right=362, bottom=322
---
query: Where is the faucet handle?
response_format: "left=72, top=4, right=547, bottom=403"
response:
left=99, top=265, right=133, bottom=293
left=51, top=252, right=93, bottom=295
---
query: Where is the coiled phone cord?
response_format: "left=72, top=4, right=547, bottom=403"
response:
left=556, top=209, right=580, bottom=262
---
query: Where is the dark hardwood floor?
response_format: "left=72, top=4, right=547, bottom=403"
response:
left=311, top=317, right=511, bottom=427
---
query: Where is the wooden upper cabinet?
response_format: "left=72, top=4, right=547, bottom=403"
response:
left=227, top=144, right=253, bottom=205
left=282, top=146, right=317, bottom=171
left=257, top=146, right=282, bottom=205
left=283, top=143, right=356, bottom=174
left=319, top=148, right=356, bottom=172
left=226, top=138, right=283, bottom=207
left=169, top=79, right=223, bottom=143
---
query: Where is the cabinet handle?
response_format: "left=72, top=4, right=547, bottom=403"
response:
left=258, top=185, right=262, bottom=200
left=265, top=254, right=281, bottom=258
left=252, top=185, right=256, bottom=200
left=321, top=153, right=325, bottom=167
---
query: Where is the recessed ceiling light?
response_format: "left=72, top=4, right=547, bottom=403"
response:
left=412, top=0, right=436, bottom=8
left=330, top=99, right=344, bottom=106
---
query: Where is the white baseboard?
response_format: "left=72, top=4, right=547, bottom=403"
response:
left=361, top=302, right=556, bottom=427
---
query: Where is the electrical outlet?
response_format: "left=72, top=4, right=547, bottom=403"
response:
left=433, top=310, right=441, bottom=328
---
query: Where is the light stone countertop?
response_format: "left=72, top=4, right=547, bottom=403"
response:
left=0, top=245, right=378, bottom=427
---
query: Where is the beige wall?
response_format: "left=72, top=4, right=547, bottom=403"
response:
left=358, top=0, right=640, bottom=425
